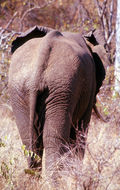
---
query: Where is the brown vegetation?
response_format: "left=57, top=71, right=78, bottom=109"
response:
left=0, top=76, right=120, bottom=189
left=0, top=0, right=119, bottom=189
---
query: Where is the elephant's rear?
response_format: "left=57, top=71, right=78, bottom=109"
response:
left=44, top=35, right=96, bottom=123
left=9, top=30, right=96, bottom=173
left=8, top=38, right=43, bottom=150
left=39, top=34, right=96, bottom=171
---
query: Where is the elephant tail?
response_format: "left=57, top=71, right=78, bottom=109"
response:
left=93, top=104, right=108, bottom=122
left=29, top=88, right=49, bottom=158
left=29, top=91, right=38, bottom=151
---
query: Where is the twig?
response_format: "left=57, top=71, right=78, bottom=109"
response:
left=94, top=0, right=115, bottom=64
left=108, top=0, right=114, bottom=35
left=0, top=12, right=18, bottom=36
left=94, top=0, right=101, bottom=17
left=107, top=29, right=115, bottom=45
left=86, top=142, right=98, bottom=167
left=105, top=167, right=120, bottom=190
left=20, top=0, right=56, bottom=31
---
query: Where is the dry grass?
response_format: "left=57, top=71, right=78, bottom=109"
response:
left=0, top=81, right=120, bottom=189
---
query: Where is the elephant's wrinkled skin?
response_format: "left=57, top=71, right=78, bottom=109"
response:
left=9, top=26, right=107, bottom=172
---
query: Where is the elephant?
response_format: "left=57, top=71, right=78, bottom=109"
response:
left=9, top=26, right=108, bottom=174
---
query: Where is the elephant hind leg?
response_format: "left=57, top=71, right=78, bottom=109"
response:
left=9, top=88, right=30, bottom=149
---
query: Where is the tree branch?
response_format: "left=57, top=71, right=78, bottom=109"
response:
left=107, top=29, right=115, bottom=45
left=94, top=0, right=115, bottom=64
left=108, top=0, right=114, bottom=35
left=20, top=0, right=56, bottom=31
left=0, top=12, right=18, bottom=36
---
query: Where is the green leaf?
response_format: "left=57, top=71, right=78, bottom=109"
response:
left=93, top=23, right=98, bottom=29
left=24, top=149, right=29, bottom=156
left=21, top=144, right=26, bottom=151
left=29, top=150, right=34, bottom=157
left=10, top=159, right=14, bottom=165
left=103, top=107, right=109, bottom=116
left=24, top=169, right=36, bottom=176
left=84, top=26, right=89, bottom=31
left=34, top=154, right=41, bottom=162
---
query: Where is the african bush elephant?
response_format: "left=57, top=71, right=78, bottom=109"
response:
left=9, top=26, right=108, bottom=173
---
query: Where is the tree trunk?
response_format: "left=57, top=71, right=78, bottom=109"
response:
left=114, top=0, right=120, bottom=95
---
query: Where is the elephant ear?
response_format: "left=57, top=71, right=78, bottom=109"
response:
left=11, top=26, right=54, bottom=53
left=92, top=48, right=106, bottom=94
left=84, top=29, right=107, bottom=95
left=84, top=29, right=105, bottom=47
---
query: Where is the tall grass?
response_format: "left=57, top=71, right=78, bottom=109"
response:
left=0, top=93, right=120, bottom=190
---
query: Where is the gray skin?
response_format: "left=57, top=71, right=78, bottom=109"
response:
left=9, top=26, right=107, bottom=172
